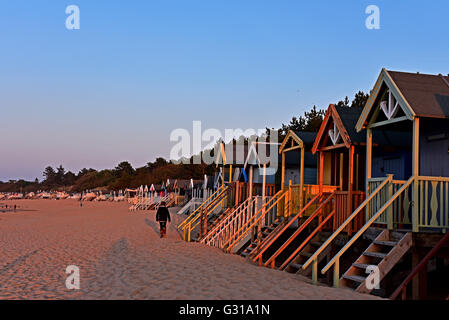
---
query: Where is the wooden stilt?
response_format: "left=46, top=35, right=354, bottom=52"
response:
left=366, top=128, right=372, bottom=220
left=339, top=153, right=344, bottom=190
left=348, top=146, right=354, bottom=233
left=412, top=118, right=420, bottom=233
left=300, top=146, right=305, bottom=210
left=281, top=151, right=286, bottom=190
left=319, top=152, right=324, bottom=193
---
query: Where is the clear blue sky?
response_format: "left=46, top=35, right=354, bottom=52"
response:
left=1, top=0, right=448, bottom=181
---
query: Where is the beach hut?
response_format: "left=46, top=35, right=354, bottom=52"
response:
left=301, top=69, right=449, bottom=299
left=247, top=110, right=369, bottom=268
left=181, top=139, right=281, bottom=245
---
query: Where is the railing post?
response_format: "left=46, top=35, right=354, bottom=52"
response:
left=333, top=259, right=340, bottom=288
left=312, top=258, right=318, bottom=285
left=413, top=178, right=419, bottom=232
left=387, top=180, right=393, bottom=230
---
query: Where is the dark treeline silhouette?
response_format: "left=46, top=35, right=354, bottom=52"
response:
left=0, top=158, right=215, bottom=193
left=0, top=91, right=368, bottom=193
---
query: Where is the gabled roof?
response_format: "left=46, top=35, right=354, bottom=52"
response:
left=292, top=131, right=318, bottom=147
left=279, top=130, right=303, bottom=153
left=388, top=71, right=449, bottom=118
left=357, top=69, right=449, bottom=131
left=312, top=104, right=364, bottom=153
left=335, top=106, right=365, bottom=144
left=279, top=130, right=317, bottom=154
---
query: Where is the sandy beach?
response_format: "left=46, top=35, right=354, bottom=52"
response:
left=0, top=200, right=379, bottom=300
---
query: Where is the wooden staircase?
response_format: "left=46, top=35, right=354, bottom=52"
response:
left=177, top=197, right=203, bottom=215
left=200, top=196, right=258, bottom=248
left=223, top=190, right=289, bottom=254
left=199, top=207, right=232, bottom=241
left=239, top=220, right=282, bottom=257
left=248, top=192, right=323, bottom=265
left=340, top=229, right=412, bottom=294
left=300, top=175, right=414, bottom=287
left=129, top=197, right=156, bottom=211
left=177, top=185, right=229, bottom=242
left=284, top=231, right=332, bottom=276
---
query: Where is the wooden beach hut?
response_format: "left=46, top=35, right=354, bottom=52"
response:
left=179, top=139, right=279, bottom=243
left=302, top=69, right=449, bottom=299
left=247, top=106, right=368, bottom=269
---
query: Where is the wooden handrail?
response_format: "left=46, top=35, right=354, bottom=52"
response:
left=192, top=191, right=228, bottom=230
left=191, top=188, right=230, bottom=236
left=224, top=190, right=284, bottom=251
left=417, top=176, right=449, bottom=182
left=390, top=231, right=449, bottom=300
left=180, top=186, right=228, bottom=231
left=201, top=196, right=254, bottom=244
left=251, top=192, right=323, bottom=263
left=280, top=209, right=336, bottom=270
left=182, top=186, right=229, bottom=241
left=224, top=190, right=286, bottom=252
left=321, top=176, right=414, bottom=275
left=302, top=175, right=394, bottom=272
left=204, top=197, right=258, bottom=247
left=263, top=192, right=335, bottom=268
left=177, top=185, right=225, bottom=230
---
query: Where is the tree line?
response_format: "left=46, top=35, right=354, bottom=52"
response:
left=0, top=91, right=368, bottom=193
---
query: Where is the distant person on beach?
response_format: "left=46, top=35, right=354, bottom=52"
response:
left=156, top=201, right=171, bottom=238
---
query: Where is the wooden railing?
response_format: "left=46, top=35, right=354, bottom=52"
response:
left=290, top=184, right=339, bottom=215
left=334, top=191, right=365, bottom=235
left=268, top=192, right=336, bottom=270
left=223, top=189, right=289, bottom=253
left=231, top=182, right=276, bottom=207
left=416, top=177, right=449, bottom=231
left=177, top=185, right=225, bottom=231
left=316, top=176, right=414, bottom=287
left=250, top=192, right=324, bottom=265
left=390, top=231, right=449, bottom=300
left=301, top=175, right=396, bottom=285
left=367, top=176, right=449, bottom=231
left=178, top=185, right=229, bottom=241
left=367, top=177, right=407, bottom=227
left=198, top=189, right=232, bottom=238
left=201, top=196, right=258, bottom=248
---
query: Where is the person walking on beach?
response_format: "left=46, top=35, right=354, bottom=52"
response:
left=156, top=201, right=171, bottom=238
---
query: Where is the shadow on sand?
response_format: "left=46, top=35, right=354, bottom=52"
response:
left=144, top=217, right=161, bottom=236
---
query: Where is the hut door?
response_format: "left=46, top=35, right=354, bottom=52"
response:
left=383, top=157, right=402, bottom=179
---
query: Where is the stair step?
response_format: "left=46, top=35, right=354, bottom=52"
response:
left=289, top=263, right=303, bottom=270
left=352, top=263, right=371, bottom=270
left=240, top=251, right=249, bottom=257
left=364, top=251, right=387, bottom=259
left=300, top=252, right=312, bottom=258
left=342, top=274, right=366, bottom=283
left=310, top=241, right=323, bottom=247
left=373, top=240, right=398, bottom=247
